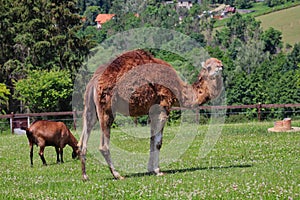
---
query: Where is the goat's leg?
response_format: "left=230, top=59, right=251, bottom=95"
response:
left=39, top=146, right=47, bottom=166
left=55, top=147, right=60, bottom=163
left=60, top=147, right=64, bottom=163
left=29, top=143, right=34, bottom=167
left=148, top=105, right=168, bottom=176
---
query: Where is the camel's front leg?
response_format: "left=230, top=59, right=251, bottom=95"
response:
left=148, top=105, right=168, bottom=176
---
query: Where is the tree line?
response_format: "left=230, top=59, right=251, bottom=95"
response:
left=0, top=0, right=299, bottom=121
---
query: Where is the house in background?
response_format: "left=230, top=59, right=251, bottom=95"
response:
left=178, top=0, right=193, bottom=9
left=95, top=14, right=115, bottom=29
left=177, top=0, right=202, bottom=9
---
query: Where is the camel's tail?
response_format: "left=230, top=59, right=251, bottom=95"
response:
left=78, top=79, right=98, bottom=151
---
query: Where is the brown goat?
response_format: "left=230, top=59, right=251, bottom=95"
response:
left=22, top=120, right=79, bottom=166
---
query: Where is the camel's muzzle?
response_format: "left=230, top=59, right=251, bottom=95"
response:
left=209, top=66, right=223, bottom=79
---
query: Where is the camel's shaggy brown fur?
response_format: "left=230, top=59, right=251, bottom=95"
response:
left=78, top=49, right=224, bottom=180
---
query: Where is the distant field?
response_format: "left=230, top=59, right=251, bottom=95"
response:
left=257, top=5, right=300, bottom=45
left=0, top=121, right=299, bottom=199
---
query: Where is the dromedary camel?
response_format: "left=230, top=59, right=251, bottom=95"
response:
left=78, top=49, right=224, bottom=180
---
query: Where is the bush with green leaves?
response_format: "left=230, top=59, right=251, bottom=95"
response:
left=14, top=70, right=73, bottom=113
left=0, top=83, right=10, bottom=114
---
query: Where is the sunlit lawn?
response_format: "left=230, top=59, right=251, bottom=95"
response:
left=0, top=120, right=299, bottom=199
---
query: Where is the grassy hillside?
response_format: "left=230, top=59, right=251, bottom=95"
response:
left=256, top=5, right=300, bottom=45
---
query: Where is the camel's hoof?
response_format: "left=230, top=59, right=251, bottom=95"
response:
left=113, top=173, right=125, bottom=180
left=154, top=168, right=164, bottom=176
left=156, top=172, right=164, bottom=176
left=115, top=176, right=125, bottom=180
left=148, top=168, right=164, bottom=176
left=82, top=174, right=89, bottom=181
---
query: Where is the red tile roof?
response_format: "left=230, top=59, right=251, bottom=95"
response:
left=95, top=14, right=115, bottom=24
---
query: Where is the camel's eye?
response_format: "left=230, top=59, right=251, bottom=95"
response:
left=207, top=66, right=211, bottom=72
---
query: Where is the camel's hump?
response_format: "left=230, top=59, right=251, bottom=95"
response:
left=96, top=49, right=173, bottom=86
left=107, top=49, right=170, bottom=72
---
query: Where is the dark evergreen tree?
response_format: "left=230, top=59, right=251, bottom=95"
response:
left=1, top=0, right=93, bottom=113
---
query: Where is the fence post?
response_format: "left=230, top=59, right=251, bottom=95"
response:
left=72, top=111, right=77, bottom=130
left=257, top=103, right=262, bottom=121
left=10, top=112, right=14, bottom=134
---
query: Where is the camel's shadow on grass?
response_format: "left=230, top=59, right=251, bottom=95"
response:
left=123, top=164, right=253, bottom=179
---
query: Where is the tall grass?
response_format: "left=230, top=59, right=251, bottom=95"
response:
left=0, top=121, right=299, bottom=199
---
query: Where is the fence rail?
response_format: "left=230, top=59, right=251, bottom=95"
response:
left=0, top=111, right=76, bottom=134
left=173, top=103, right=300, bottom=121
left=1, top=103, right=300, bottom=134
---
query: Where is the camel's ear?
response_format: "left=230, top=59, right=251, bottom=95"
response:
left=201, top=62, right=206, bottom=69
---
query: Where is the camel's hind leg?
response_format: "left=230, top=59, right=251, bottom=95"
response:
left=98, top=110, right=124, bottom=180
left=79, top=107, right=97, bottom=181
left=148, top=104, right=168, bottom=176
left=79, top=85, right=98, bottom=181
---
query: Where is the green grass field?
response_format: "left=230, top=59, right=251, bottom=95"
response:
left=0, top=121, right=299, bottom=199
left=214, top=3, right=300, bottom=45
left=257, top=5, right=300, bottom=45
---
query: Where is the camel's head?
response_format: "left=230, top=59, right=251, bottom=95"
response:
left=192, top=58, right=224, bottom=105
left=201, top=58, right=223, bottom=80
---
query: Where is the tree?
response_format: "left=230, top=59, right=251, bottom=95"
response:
left=285, top=42, right=300, bottom=71
left=261, top=27, right=283, bottom=54
left=14, top=70, right=73, bottom=113
left=83, top=6, right=103, bottom=26
left=265, top=0, right=286, bottom=7
left=0, top=83, right=10, bottom=114
left=0, top=0, right=93, bottom=113
left=214, top=14, right=262, bottom=48
left=234, top=0, right=252, bottom=9
left=297, top=64, right=300, bottom=89
left=234, top=39, right=268, bottom=74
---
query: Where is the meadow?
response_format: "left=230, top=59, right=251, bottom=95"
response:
left=0, top=120, right=299, bottom=199
left=214, top=3, right=300, bottom=45
left=257, top=5, right=300, bottom=45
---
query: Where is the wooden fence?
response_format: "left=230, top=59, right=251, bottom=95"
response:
left=184, top=103, right=300, bottom=121
left=0, top=111, right=77, bottom=134
left=1, top=103, right=299, bottom=134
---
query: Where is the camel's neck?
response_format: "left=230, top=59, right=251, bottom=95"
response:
left=176, top=84, right=198, bottom=108
left=192, top=82, right=210, bottom=105
left=191, top=74, right=223, bottom=106
left=189, top=74, right=220, bottom=106
left=173, top=78, right=211, bottom=108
